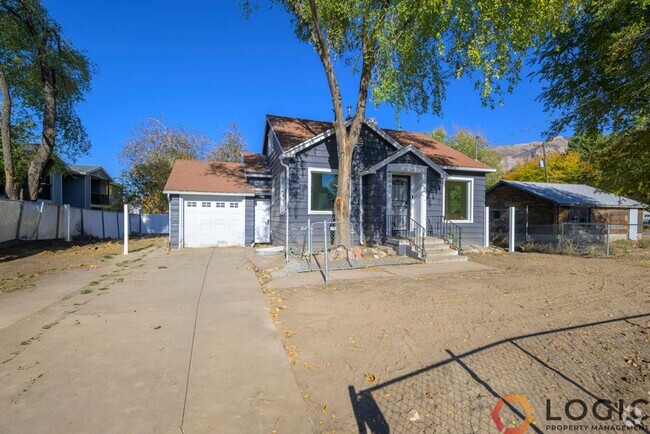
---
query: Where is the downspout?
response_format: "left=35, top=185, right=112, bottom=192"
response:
left=279, top=156, right=290, bottom=262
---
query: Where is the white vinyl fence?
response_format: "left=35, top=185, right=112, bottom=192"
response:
left=0, top=199, right=168, bottom=245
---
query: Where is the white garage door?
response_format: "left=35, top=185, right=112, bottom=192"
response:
left=183, top=196, right=245, bottom=247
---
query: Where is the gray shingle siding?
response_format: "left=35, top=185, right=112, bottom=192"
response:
left=169, top=195, right=180, bottom=248
left=265, top=126, right=288, bottom=246
left=272, top=123, right=488, bottom=248
left=286, top=126, right=396, bottom=246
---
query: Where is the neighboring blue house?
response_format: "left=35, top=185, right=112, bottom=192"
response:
left=165, top=115, right=495, bottom=253
left=41, top=164, right=120, bottom=209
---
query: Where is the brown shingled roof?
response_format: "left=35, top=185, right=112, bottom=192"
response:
left=243, top=152, right=270, bottom=174
left=267, top=114, right=494, bottom=170
left=383, top=129, right=494, bottom=170
left=267, top=114, right=333, bottom=151
left=163, top=160, right=254, bottom=194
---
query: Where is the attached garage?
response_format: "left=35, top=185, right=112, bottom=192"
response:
left=164, top=160, right=266, bottom=249
left=182, top=195, right=246, bottom=247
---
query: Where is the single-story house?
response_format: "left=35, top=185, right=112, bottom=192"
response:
left=486, top=180, right=645, bottom=239
left=164, top=114, right=495, bottom=250
left=40, top=164, right=120, bottom=209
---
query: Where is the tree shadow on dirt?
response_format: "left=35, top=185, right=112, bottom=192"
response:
left=349, top=313, right=650, bottom=434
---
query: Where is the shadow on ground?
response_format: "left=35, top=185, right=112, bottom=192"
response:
left=349, top=313, right=650, bottom=433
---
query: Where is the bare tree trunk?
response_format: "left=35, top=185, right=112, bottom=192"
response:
left=305, top=0, right=377, bottom=248
left=0, top=65, right=22, bottom=200
left=27, top=58, right=56, bottom=200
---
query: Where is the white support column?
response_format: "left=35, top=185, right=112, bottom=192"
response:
left=508, top=206, right=516, bottom=253
left=123, top=204, right=129, bottom=255
left=484, top=206, right=490, bottom=248
left=64, top=204, right=71, bottom=242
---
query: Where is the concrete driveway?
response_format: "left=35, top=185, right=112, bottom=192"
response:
left=0, top=247, right=312, bottom=433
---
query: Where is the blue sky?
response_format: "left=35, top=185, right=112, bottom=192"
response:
left=46, top=0, right=562, bottom=179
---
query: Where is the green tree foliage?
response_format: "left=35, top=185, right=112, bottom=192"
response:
left=120, top=118, right=217, bottom=214
left=246, top=0, right=580, bottom=244
left=535, top=0, right=649, bottom=205
left=536, top=0, right=649, bottom=138
left=207, top=122, right=249, bottom=163
left=430, top=126, right=502, bottom=187
left=569, top=133, right=650, bottom=205
left=0, top=0, right=94, bottom=199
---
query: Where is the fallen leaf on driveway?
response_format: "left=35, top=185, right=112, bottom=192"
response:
left=364, top=373, right=377, bottom=383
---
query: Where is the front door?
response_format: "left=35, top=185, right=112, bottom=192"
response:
left=391, top=176, right=410, bottom=236
left=254, top=199, right=271, bottom=243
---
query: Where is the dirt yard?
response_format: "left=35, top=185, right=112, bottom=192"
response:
left=264, top=252, right=650, bottom=433
left=0, top=236, right=167, bottom=294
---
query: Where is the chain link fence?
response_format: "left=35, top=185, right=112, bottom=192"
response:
left=489, top=206, right=646, bottom=257
left=0, top=199, right=168, bottom=247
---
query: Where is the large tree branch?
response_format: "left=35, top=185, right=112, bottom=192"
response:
left=306, top=0, right=346, bottom=129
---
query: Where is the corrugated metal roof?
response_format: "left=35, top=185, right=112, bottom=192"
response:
left=502, top=181, right=645, bottom=208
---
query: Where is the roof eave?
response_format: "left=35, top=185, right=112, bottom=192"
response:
left=442, top=165, right=497, bottom=173
left=162, top=189, right=255, bottom=197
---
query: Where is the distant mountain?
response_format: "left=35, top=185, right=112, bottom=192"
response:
left=492, top=136, right=569, bottom=172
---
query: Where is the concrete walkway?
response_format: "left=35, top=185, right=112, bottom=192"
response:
left=0, top=247, right=312, bottom=433
left=266, top=258, right=498, bottom=290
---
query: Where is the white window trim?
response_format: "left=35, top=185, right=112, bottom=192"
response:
left=307, top=167, right=338, bottom=215
left=442, top=176, right=474, bottom=224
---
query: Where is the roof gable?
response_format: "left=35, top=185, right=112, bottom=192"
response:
left=67, top=165, right=114, bottom=182
left=361, top=145, right=447, bottom=177
left=266, top=114, right=495, bottom=171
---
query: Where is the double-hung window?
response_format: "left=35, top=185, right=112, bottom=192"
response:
left=308, top=168, right=338, bottom=214
left=444, top=177, right=474, bottom=223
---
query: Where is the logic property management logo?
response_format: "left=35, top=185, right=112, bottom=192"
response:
left=490, top=395, right=648, bottom=432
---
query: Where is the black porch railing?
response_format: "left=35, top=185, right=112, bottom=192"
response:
left=387, top=214, right=427, bottom=259
left=428, top=215, right=463, bottom=252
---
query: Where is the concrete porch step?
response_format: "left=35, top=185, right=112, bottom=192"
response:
left=426, top=249, right=460, bottom=257
left=423, top=236, right=446, bottom=246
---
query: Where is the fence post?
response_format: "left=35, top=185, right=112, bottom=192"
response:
left=55, top=205, right=61, bottom=239
left=35, top=202, right=45, bottom=240
left=484, top=206, right=490, bottom=248
left=124, top=204, right=129, bottom=255
left=323, top=221, right=329, bottom=283
left=307, top=219, right=311, bottom=271
left=64, top=204, right=71, bottom=242
left=606, top=224, right=610, bottom=257
left=101, top=210, right=105, bottom=239
left=508, top=206, right=516, bottom=253
left=15, top=201, right=24, bottom=241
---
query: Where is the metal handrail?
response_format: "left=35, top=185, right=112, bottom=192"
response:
left=387, top=214, right=427, bottom=259
left=427, top=216, right=463, bottom=252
